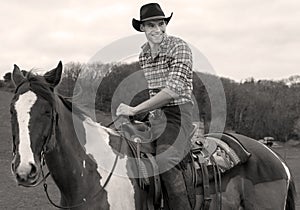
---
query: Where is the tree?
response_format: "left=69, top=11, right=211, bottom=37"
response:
left=96, top=62, right=148, bottom=113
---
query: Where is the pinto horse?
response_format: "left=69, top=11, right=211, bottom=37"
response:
left=10, top=62, right=295, bottom=210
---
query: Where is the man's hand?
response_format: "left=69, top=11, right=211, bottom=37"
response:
left=116, top=103, right=136, bottom=116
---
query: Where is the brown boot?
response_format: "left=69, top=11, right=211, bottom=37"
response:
left=160, top=167, right=192, bottom=210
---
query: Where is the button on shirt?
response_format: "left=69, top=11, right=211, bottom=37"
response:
left=139, top=35, right=193, bottom=106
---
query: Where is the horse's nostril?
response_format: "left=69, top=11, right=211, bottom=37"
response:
left=16, top=173, right=26, bottom=182
left=29, top=163, right=38, bottom=178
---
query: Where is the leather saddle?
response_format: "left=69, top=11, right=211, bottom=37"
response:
left=119, top=121, right=252, bottom=210
left=118, top=120, right=162, bottom=209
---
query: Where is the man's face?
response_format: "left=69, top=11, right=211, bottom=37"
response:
left=140, top=19, right=166, bottom=45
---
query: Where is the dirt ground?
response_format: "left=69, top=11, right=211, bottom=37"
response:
left=1, top=90, right=300, bottom=209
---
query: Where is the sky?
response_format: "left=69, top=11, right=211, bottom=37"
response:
left=1, top=0, right=299, bottom=81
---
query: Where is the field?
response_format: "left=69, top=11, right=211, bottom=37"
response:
left=1, top=90, right=300, bottom=209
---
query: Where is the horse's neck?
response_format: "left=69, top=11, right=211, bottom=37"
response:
left=47, top=97, right=139, bottom=209
left=45, top=98, right=103, bottom=201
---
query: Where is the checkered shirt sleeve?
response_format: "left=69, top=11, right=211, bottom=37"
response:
left=166, top=41, right=193, bottom=96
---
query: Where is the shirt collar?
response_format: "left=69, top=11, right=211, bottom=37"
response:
left=141, top=34, right=169, bottom=55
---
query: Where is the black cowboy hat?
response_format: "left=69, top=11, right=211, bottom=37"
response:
left=132, top=3, right=173, bottom=32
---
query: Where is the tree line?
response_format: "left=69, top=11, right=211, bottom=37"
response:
left=1, top=61, right=300, bottom=141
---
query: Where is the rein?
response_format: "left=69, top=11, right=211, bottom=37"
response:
left=105, top=115, right=121, bottom=127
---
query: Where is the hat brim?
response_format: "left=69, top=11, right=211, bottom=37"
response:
left=132, top=12, right=173, bottom=32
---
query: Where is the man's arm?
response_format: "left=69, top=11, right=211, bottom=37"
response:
left=116, top=88, right=178, bottom=116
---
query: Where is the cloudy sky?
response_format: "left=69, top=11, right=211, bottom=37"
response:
left=1, top=0, right=299, bottom=81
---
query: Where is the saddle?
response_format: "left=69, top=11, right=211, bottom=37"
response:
left=188, top=132, right=251, bottom=209
left=119, top=121, right=252, bottom=210
left=118, top=120, right=162, bottom=209
left=120, top=120, right=155, bottom=153
left=192, top=132, right=251, bottom=175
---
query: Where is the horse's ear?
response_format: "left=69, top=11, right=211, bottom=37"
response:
left=12, top=64, right=25, bottom=87
left=44, top=61, right=63, bottom=88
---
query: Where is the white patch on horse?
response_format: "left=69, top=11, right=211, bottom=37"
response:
left=82, top=117, right=135, bottom=210
left=15, top=91, right=37, bottom=174
left=81, top=160, right=86, bottom=177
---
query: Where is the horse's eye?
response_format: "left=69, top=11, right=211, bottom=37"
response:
left=44, top=110, right=52, bottom=116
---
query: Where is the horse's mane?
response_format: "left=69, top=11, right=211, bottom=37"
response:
left=57, top=95, right=88, bottom=121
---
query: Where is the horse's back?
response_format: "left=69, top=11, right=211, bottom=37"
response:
left=209, top=133, right=293, bottom=210
left=230, top=133, right=289, bottom=184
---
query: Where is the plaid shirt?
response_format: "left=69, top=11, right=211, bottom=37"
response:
left=139, top=35, right=193, bottom=106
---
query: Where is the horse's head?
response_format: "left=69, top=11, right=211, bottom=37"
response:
left=10, top=62, right=62, bottom=186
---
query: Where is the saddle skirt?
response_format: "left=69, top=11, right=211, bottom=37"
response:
left=191, top=132, right=251, bottom=173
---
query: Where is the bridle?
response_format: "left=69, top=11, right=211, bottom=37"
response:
left=13, top=84, right=120, bottom=209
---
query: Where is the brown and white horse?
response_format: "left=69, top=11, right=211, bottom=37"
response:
left=10, top=62, right=147, bottom=209
left=10, top=62, right=296, bottom=210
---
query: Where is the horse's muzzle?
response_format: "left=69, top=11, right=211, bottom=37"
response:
left=13, top=161, right=41, bottom=187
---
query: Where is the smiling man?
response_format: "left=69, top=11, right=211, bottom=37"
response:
left=116, top=3, right=193, bottom=209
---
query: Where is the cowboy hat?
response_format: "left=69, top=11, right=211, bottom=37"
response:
left=132, top=3, right=173, bottom=32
